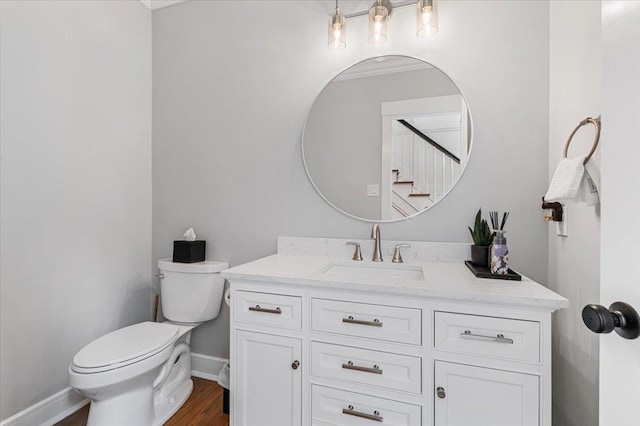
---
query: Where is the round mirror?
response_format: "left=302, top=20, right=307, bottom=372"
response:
left=303, top=56, right=473, bottom=222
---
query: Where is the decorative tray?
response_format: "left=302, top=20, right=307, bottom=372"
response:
left=464, top=261, right=522, bottom=281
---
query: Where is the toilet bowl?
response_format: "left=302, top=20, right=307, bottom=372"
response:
left=69, top=259, right=228, bottom=426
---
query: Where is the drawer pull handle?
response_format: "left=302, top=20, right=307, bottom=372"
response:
left=342, top=405, right=383, bottom=422
left=460, top=329, right=514, bottom=344
left=248, top=305, right=282, bottom=314
left=437, top=386, right=446, bottom=399
left=291, top=360, right=300, bottom=370
left=342, top=360, right=383, bottom=375
left=342, top=316, right=383, bottom=327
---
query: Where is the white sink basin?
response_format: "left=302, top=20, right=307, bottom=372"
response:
left=322, top=262, right=425, bottom=281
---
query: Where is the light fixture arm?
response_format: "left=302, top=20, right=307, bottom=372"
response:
left=344, top=0, right=403, bottom=19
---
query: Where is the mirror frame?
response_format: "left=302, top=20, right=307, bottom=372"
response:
left=302, top=55, right=475, bottom=223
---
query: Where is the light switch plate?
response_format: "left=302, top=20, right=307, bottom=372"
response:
left=367, top=184, right=380, bottom=197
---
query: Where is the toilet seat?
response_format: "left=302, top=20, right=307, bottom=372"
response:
left=71, top=322, right=179, bottom=374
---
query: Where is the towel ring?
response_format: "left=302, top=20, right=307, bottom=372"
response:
left=563, top=116, right=601, bottom=164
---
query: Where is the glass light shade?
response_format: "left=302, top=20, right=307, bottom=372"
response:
left=368, top=4, right=389, bottom=46
left=416, top=0, right=438, bottom=38
left=328, top=13, right=346, bottom=51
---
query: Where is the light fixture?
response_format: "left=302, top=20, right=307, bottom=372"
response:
left=368, top=0, right=390, bottom=46
left=416, top=0, right=438, bottom=38
left=326, top=0, right=440, bottom=50
left=328, top=0, right=346, bottom=51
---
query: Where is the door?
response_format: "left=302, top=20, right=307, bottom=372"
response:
left=235, top=330, right=302, bottom=426
left=599, top=2, right=640, bottom=424
left=380, top=95, right=469, bottom=220
left=434, top=361, right=539, bottom=426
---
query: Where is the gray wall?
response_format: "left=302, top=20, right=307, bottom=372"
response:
left=153, top=0, right=550, bottom=359
left=305, top=66, right=459, bottom=219
left=548, top=2, right=601, bottom=425
left=0, top=1, right=152, bottom=420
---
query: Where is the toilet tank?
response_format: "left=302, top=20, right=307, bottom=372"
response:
left=158, top=259, right=229, bottom=324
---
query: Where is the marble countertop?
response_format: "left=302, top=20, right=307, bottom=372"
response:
left=222, top=238, right=569, bottom=311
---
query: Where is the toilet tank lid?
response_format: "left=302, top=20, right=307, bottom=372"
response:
left=158, top=259, right=228, bottom=273
left=72, top=322, right=178, bottom=370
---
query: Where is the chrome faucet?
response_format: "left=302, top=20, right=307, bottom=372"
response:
left=371, top=224, right=383, bottom=262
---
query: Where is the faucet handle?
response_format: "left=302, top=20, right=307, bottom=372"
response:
left=346, top=242, right=363, bottom=261
left=392, top=244, right=411, bottom=263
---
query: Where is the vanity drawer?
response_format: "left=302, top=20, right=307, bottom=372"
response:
left=311, top=298, right=422, bottom=345
left=234, top=290, right=302, bottom=330
left=434, top=311, right=540, bottom=363
left=312, top=385, right=421, bottom=426
left=311, top=341, right=422, bottom=394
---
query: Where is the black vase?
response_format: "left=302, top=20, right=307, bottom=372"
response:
left=470, top=245, right=490, bottom=267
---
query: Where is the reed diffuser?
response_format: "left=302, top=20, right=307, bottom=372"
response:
left=489, top=211, right=510, bottom=275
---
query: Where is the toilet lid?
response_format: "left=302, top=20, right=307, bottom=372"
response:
left=72, top=322, right=178, bottom=371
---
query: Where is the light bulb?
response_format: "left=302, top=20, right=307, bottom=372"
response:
left=422, top=9, right=431, bottom=25
left=328, top=5, right=346, bottom=51
left=416, top=0, right=438, bottom=38
left=368, top=2, right=388, bottom=46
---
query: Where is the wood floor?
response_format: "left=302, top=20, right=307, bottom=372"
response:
left=55, top=377, right=229, bottom=426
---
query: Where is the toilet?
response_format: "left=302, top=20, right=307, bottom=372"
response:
left=68, top=259, right=228, bottom=426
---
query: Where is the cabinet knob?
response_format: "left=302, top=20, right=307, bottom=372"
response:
left=582, top=302, right=640, bottom=339
left=291, top=360, right=300, bottom=370
left=436, top=386, right=446, bottom=399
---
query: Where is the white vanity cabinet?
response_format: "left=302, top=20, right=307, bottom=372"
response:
left=223, top=244, right=567, bottom=426
left=228, top=282, right=559, bottom=426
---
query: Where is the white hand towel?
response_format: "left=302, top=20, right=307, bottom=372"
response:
left=578, top=159, right=600, bottom=206
left=545, top=155, right=587, bottom=203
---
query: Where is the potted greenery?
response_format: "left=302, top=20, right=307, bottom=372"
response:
left=468, top=209, right=494, bottom=267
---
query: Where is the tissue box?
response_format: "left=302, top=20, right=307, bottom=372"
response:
left=173, top=240, right=206, bottom=263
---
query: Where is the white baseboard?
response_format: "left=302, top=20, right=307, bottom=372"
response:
left=0, top=352, right=228, bottom=426
left=190, top=352, right=228, bottom=382
left=0, top=387, right=88, bottom=426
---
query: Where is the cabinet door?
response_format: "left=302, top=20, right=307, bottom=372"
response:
left=235, top=330, right=302, bottom=426
left=434, top=361, right=539, bottom=426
